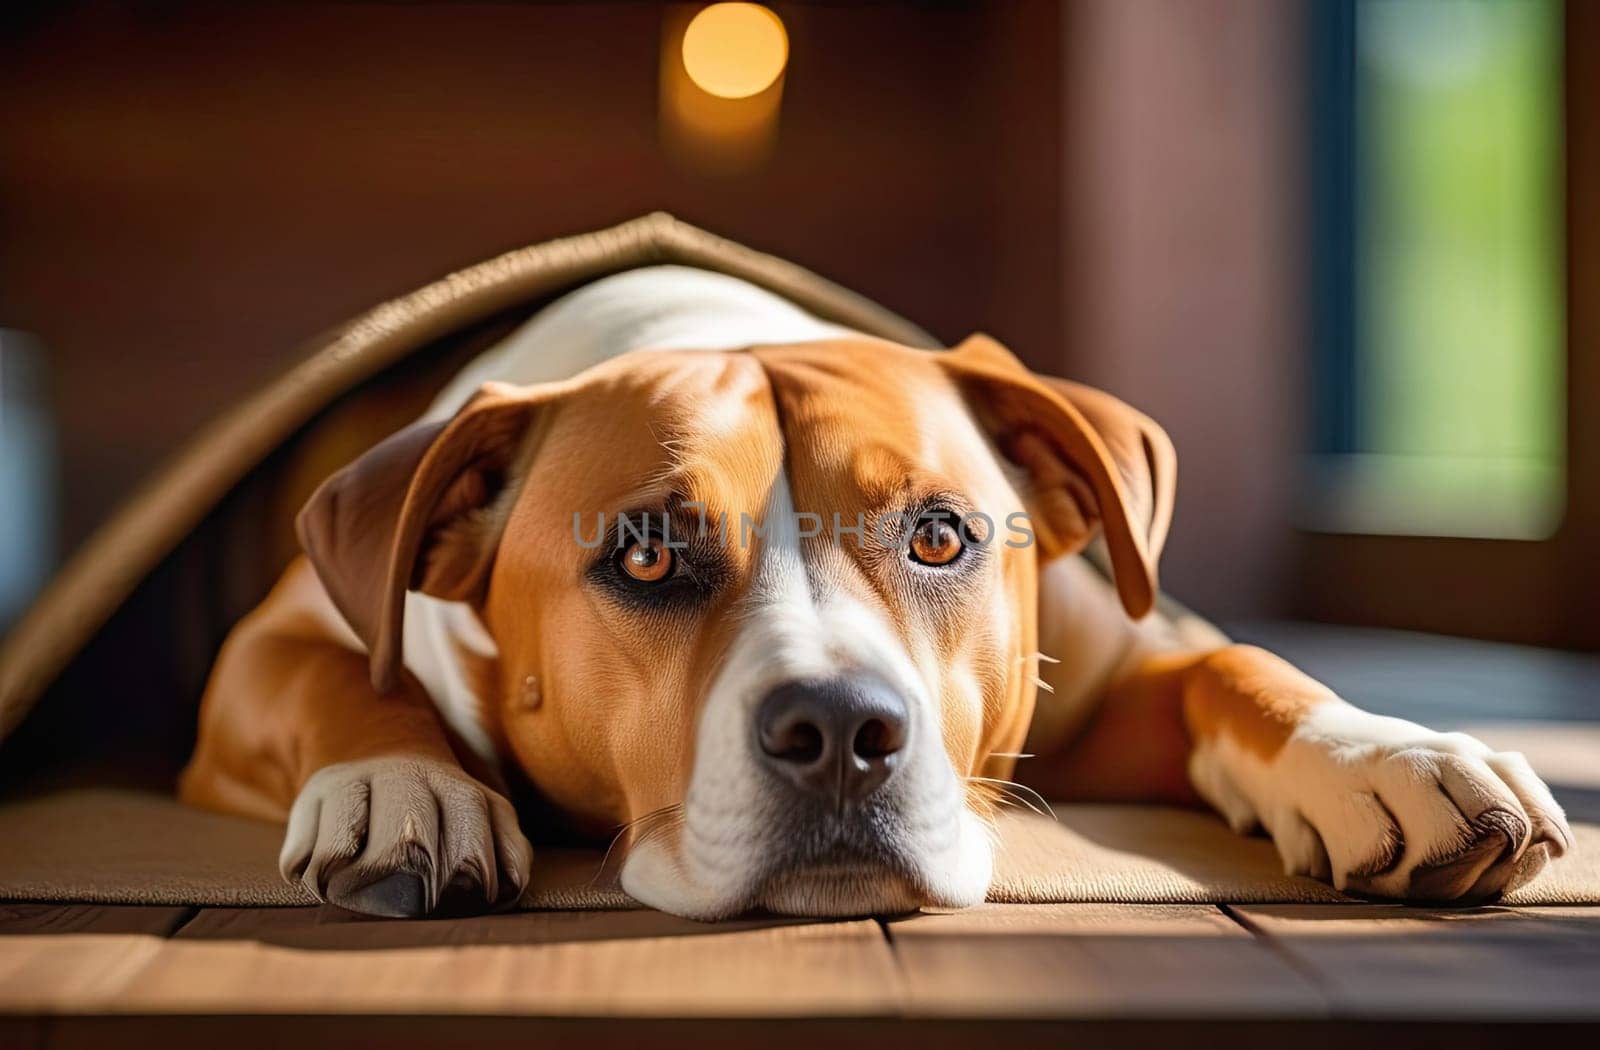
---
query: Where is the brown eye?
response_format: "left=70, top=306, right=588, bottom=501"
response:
left=909, top=517, right=964, bottom=567
left=620, top=537, right=674, bottom=583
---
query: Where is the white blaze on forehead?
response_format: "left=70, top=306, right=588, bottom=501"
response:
left=729, top=469, right=931, bottom=703
left=729, top=468, right=836, bottom=681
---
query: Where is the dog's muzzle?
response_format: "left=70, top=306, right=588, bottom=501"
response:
left=755, top=675, right=909, bottom=808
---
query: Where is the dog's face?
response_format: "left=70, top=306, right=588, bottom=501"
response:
left=300, top=335, right=1173, bottom=918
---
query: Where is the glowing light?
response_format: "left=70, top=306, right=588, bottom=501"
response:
left=681, top=3, right=788, bottom=100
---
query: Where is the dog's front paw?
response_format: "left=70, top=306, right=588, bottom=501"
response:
left=278, top=757, right=534, bottom=918
left=1196, top=707, right=1573, bottom=903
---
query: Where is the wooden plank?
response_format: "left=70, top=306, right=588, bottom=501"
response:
left=17, top=1015, right=1593, bottom=1050
left=99, top=907, right=903, bottom=1016
left=10, top=900, right=1595, bottom=1025
left=0, top=1019, right=43, bottom=1050
left=0, top=902, right=192, bottom=937
left=891, top=902, right=1245, bottom=936
left=0, top=903, right=196, bottom=1013
left=173, top=903, right=826, bottom=949
left=886, top=903, right=1326, bottom=1018
left=0, top=934, right=170, bottom=1013
left=1233, top=904, right=1600, bottom=1019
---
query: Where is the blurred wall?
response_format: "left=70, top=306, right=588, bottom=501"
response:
left=1060, top=0, right=1305, bottom=619
left=1, top=0, right=1310, bottom=622
left=0, top=0, right=1062, bottom=550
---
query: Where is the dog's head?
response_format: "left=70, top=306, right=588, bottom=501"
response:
left=297, top=334, right=1173, bottom=918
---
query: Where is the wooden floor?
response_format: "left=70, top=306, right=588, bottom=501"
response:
left=2, top=899, right=1598, bottom=1046
left=5, top=625, right=1599, bottom=1045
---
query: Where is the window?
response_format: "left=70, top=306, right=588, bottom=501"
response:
left=1307, top=0, right=1564, bottom=540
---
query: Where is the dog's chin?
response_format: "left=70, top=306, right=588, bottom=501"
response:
left=619, top=842, right=934, bottom=920
left=618, top=807, right=995, bottom=921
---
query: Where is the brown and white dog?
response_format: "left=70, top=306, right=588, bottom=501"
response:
left=181, top=266, right=1571, bottom=919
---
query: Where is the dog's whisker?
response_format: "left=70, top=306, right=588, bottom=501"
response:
left=591, top=803, right=686, bottom=885
left=960, top=781, right=1004, bottom=823
left=965, top=776, right=1057, bottom=821
left=597, top=812, right=684, bottom=880
left=634, top=814, right=684, bottom=854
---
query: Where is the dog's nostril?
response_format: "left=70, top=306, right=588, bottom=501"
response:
left=756, top=676, right=911, bottom=804
left=765, top=719, right=825, bottom=764
left=852, top=717, right=904, bottom=760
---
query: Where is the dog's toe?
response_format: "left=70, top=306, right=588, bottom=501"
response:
left=1403, top=830, right=1515, bottom=903
left=278, top=757, right=533, bottom=918
left=1328, top=752, right=1536, bottom=903
left=1270, top=809, right=1332, bottom=881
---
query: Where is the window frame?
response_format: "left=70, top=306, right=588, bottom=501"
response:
left=1292, top=0, right=1597, bottom=650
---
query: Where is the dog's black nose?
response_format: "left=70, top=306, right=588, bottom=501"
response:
left=756, top=676, right=909, bottom=806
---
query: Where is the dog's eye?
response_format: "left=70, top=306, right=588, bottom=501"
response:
left=908, top=516, right=964, bottom=567
left=619, top=537, right=674, bottom=583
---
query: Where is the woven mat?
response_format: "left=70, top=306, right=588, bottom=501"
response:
left=2, top=788, right=1594, bottom=909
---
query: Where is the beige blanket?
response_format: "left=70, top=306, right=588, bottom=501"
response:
left=1, top=789, right=1594, bottom=909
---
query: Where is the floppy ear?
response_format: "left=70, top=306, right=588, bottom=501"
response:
left=296, top=381, right=546, bottom=693
left=942, top=334, right=1176, bottom=620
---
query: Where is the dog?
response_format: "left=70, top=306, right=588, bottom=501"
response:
left=180, top=265, right=1572, bottom=919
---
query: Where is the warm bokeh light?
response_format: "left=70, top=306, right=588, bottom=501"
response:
left=681, top=3, right=788, bottom=99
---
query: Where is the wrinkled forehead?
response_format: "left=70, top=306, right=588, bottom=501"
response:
left=751, top=341, right=1013, bottom=513
left=526, top=348, right=785, bottom=517
left=522, top=341, right=1011, bottom=528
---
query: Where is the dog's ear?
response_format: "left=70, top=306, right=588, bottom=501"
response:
left=297, top=381, right=547, bottom=692
left=942, top=334, right=1176, bottom=620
